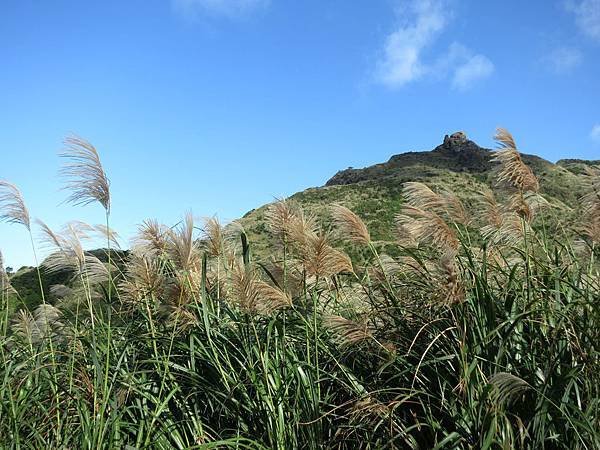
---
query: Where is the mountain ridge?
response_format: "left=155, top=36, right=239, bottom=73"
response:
left=239, top=131, right=593, bottom=259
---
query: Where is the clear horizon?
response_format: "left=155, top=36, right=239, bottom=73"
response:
left=2, top=0, right=600, bottom=269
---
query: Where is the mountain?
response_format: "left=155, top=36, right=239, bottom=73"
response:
left=239, top=132, right=595, bottom=257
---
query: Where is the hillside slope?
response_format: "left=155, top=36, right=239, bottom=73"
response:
left=240, top=132, right=594, bottom=257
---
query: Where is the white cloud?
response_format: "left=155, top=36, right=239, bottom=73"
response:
left=376, top=0, right=448, bottom=87
left=566, top=0, right=600, bottom=41
left=375, top=0, right=493, bottom=90
left=591, top=124, right=600, bottom=143
left=452, top=54, right=494, bottom=91
left=544, top=46, right=583, bottom=73
left=173, top=0, right=269, bottom=19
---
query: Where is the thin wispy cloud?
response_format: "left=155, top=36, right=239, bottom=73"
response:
left=565, top=0, right=600, bottom=41
left=376, top=0, right=448, bottom=87
left=591, top=124, right=600, bottom=143
left=452, top=53, right=494, bottom=91
left=544, top=46, right=583, bottom=73
left=172, top=0, right=269, bottom=20
left=375, top=0, right=494, bottom=91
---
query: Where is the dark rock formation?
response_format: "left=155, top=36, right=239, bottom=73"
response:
left=325, top=132, right=553, bottom=187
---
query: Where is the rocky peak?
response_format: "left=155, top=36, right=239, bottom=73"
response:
left=326, top=132, right=494, bottom=186
left=435, top=131, right=483, bottom=155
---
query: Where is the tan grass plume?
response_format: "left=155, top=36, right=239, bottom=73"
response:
left=203, top=217, right=225, bottom=257
left=324, top=315, right=373, bottom=347
left=0, top=180, right=31, bottom=230
left=0, top=250, right=16, bottom=295
left=492, top=128, right=539, bottom=192
left=60, top=135, right=111, bottom=211
left=331, top=204, right=371, bottom=245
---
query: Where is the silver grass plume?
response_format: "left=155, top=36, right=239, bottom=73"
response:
left=300, top=233, right=354, bottom=278
left=166, top=212, right=201, bottom=273
left=492, top=128, right=539, bottom=193
left=331, top=204, right=371, bottom=245
left=41, top=223, right=111, bottom=285
left=95, top=224, right=121, bottom=249
left=580, top=166, right=600, bottom=245
left=133, top=219, right=171, bottom=257
left=229, top=263, right=291, bottom=315
left=0, top=180, right=31, bottom=230
left=11, top=304, right=64, bottom=345
left=324, top=315, right=373, bottom=347
left=202, top=216, right=225, bottom=257
left=1, top=250, right=16, bottom=295
left=60, top=135, right=111, bottom=211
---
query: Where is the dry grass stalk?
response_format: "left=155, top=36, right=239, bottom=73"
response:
left=396, top=206, right=459, bottom=252
left=166, top=213, right=201, bottom=273
left=580, top=166, right=600, bottom=244
left=133, top=219, right=171, bottom=257
left=435, top=251, right=464, bottom=304
left=49, top=284, right=72, bottom=299
left=164, top=271, right=202, bottom=307
left=492, top=128, right=539, bottom=192
left=0, top=250, right=16, bottom=295
left=203, top=217, right=224, bottom=257
left=12, top=304, right=64, bottom=344
left=119, top=253, right=166, bottom=303
left=324, top=314, right=373, bottom=347
left=442, top=190, right=470, bottom=225
left=166, top=305, right=199, bottom=330
left=368, top=254, right=401, bottom=285
left=265, top=199, right=297, bottom=242
left=478, top=190, right=503, bottom=230
left=252, top=280, right=292, bottom=314
left=60, top=135, right=111, bottom=211
left=95, top=224, right=121, bottom=249
left=481, top=210, right=529, bottom=248
left=41, top=223, right=111, bottom=285
left=37, top=219, right=68, bottom=250
left=351, top=396, right=392, bottom=421
left=12, top=309, right=36, bottom=344
left=229, top=263, right=291, bottom=314
left=300, top=233, right=354, bottom=278
left=403, top=182, right=446, bottom=211
left=331, top=204, right=371, bottom=245
left=0, top=180, right=31, bottom=230
left=507, top=192, right=548, bottom=223
left=404, top=182, right=470, bottom=225
left=261, top=258, right=305, bottom=298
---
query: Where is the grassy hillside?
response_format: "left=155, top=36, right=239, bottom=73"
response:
left=240, top=134, right=591, bottom=259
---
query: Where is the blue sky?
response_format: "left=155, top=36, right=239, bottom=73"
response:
left=1, top=0, right=599, bottom=268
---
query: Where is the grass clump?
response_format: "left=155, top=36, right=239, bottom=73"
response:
left=0, top=128, right=598, bottom=449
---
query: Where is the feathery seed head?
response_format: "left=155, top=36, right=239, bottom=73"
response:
left=396, top=206, right=459, bottom=252
left=133, top=219, right=171, bottom=257
left=492, top=128, right=539, bottom=192
left=324, top=315, right=373, bottom=347
left=60, top=135, right=111, bottom=212
left=0, top=180, right=31, bottom=230
left=203, top=216, right=224, bottom=257
left=166, top=213, right=201, bottom=273
left=0, top=250, right=16, bottom=295
left=331, top=204, right=371, bottom=245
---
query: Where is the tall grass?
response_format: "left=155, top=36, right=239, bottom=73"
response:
left=0, top=129, right=598, bottom=449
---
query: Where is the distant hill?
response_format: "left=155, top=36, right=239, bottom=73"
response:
left=8, top=249, right=128, bottom=311
left=239, top=132, right=594, bottom=258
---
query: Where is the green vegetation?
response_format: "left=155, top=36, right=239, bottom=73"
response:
left=0, top=129, right=598, bottom=448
